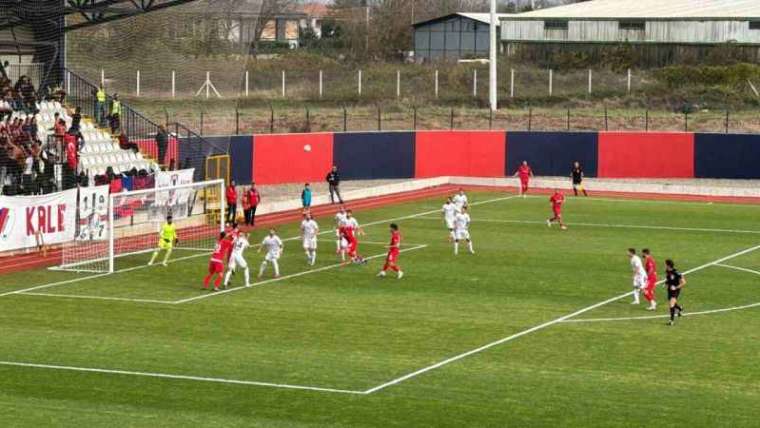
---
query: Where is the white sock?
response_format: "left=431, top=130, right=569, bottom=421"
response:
left=310, top=250, right=316, bottom=265
left=259, top=261, right=267, bottom=277
left=449, top=230, right=455, bottom=240
left=272, top=260, right=280, bottom=276
left=223, top=270, right=232, bottom=285
left=633, top=288, right=640, bottom=303
left=454, top=241, right=459, bottom=255
left=244, top=267, right=250, bottom=285
left=468, top=241, right=474, bottom=253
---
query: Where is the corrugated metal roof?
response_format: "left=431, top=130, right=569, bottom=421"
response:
left=512, top=0, right=760, bottom=19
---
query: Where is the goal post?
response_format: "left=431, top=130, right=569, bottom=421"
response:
left=56, top=179, right=225, bottom=273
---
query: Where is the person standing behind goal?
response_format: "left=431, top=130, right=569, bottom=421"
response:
left=326, top=166, right=343, bottom=204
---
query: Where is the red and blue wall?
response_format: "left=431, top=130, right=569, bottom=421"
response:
left=203, top=131, right=760, bottom=185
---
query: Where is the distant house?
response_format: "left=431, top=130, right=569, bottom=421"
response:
left=412, top=13, right=511, bottom=61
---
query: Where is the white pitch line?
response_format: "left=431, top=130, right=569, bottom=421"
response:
left=19, top=292, right=174, bottom=305
left=715, top=264, right=760, bottom=276
left=0, top=361, right=365, bottom=395
left=362, top=242, right=760, bottom=394
left=414, top=216, right=760, bottom=235
left=173, top=244, right=429, bottom=305
left=560, top=302, right=760, bottom=323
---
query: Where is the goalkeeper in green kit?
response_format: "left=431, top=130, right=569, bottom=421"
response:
left=148, top=215, right=178, bottom=266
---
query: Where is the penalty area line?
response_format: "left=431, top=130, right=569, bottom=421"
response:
left=362, top=242, right=760, bottom=395
left=0, top=361, right=365, bottom=395
left=173, top=244, right=429, bottom=304
left=18, top=292, right=175, bottom=305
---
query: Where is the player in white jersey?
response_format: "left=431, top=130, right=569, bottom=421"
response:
left=452, top=189, right=468, bottom=212
left=442, top=197, right=458, bottom=242
left=301, top=213, right=319, bottom=266
left=335, top=207, right=348, bottom=258
left=224, top=232, right=251, bottom=288
left=628, top=248, right=648, bottom=305
left=453, top=206, right=474, bottom=255
left=258, top=229, right=284, bottom=278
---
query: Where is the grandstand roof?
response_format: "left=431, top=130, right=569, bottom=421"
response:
left=511, top=0, right=760, bottom=20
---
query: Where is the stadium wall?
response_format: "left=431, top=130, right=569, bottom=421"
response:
left=215, top=131, right=760, bottom=184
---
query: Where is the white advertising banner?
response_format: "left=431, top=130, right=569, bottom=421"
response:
left=0, top=188, right=78, bottom=251
left=76, top=185, right=110, bottom=241
left=153, top=168, right=195, bottom=220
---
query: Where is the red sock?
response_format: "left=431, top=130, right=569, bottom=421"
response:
left=382, top=262, right=390, bottom=271
left=391, top=265, right=400, bottom=272
left=203, top=274, right=211, bottom=288
left=214, top=275, right=222, bottom=287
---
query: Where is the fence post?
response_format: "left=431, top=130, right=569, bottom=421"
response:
left=434, top=69, right=439, bottom=99
left=377, top=105, right=381, bottom=131
left=725, top=110, right=729, bottom=133
left=396, top=70, right=401, bottom=98
left=235, top=108, right=239, bottom=134
left=281, top=71, right=286, bottom=97
left=164, top=109, right=169, bottom=127
left=510, top=68, right=515, bottom=98
left=136, top=70, right=140, bottom=97
left=319, top=70, right=323, bottom=99
left=306, top=107, right=310, bottom=131
left=200, top=110, right=204, bottom=135
left=548, top=69, right=553, bottom=97
left=604, top=106, right=608, bottom=131
left=245, top=71, right=249, bottom=97
left=627, top=68, right=632, bottom=94
left=343, top=106, right=347, bottom=132
left=171, top=70, right=176, bottom=98
left=528, top=107, right=532, bottom=131
left=66, top=70, right=70, bottom=95
left=206, top=71, right=210, bottom=99
left=100, top=69, right=105, bottom=87
left=270, top=106, right=274, bottom=133
left=645, top=110, right=649, bottom=131
left=473, top=69, right=477, bottom=97
left=413, top=106, right=417, bottom=130
left=358, top=70, right=362, bottom=96
left=567, top=108, right=571, bottom=131
left=588, top=69, right=592, bottom=95
left=450, top=108, right=454, bottom=129
left=489, top=108, right=493, bottom=130
left=684, top=112, right=688, bottom=132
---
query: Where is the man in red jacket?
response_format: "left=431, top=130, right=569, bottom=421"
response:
left=226, top=181, right=238, bottom=224
left=64, top=131, right=78, bottom=189
left=246, top=184, right=261, bottom=226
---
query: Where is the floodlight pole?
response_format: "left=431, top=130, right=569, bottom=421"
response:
left=489, top=0, right=498, bottom=111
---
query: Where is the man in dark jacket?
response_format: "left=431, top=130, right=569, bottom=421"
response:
left=155, top=125, right=168, bottom=168
left=326, top=166, right=343, bottom=204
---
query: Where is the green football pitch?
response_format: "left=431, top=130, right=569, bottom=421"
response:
left=1, top=191, right=759, bottom=427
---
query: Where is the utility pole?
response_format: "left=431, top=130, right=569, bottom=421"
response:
left=489, top=0, right=498, bottom=111
left=365, top=2, right=370, bottom=52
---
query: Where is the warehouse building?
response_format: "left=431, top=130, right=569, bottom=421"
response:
left=500, top=0, right=760, bottom=66
left=413, top=13, right=510, bottom=61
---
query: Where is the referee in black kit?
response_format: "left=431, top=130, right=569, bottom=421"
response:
left=665, top=259, right=686, bottom=326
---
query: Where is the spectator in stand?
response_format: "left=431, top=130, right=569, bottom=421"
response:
left=245, top=183, right=260, bottom=226
left=53, top=115, right=66, bottom=146
left=301, top=183, right=312, bottom=211
left=167, top=159, right=176, bottom=171
left=155, top=124, right=168, bottom=167
left=326, top=165, right=343, bottom=204
left=70, top=106, right=82, bottom=133
left=118, top=132, right=139, bottom=153
left=110, top=94, right=121, bottom=134
left=63, top=130, right=78, bottom=190
left=226, top=180, right=238, bottom=223
left=95, top=84, right=107, bottom=126
left=18, top=76, right=36, bottom=113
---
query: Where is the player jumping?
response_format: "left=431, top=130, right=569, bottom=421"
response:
left=341, top=210, right=366, bottom=264
left=442, top=197, right=457, bottom=242
left=148, top=215, right=178, bottom=267
left=642, top=248, right=658, bottom=311
left=335, top=207, right=348, bottom=260
left=377, top=223, right=404, bottom=279
left=224, top=232, right=251, bottom=288
left=547, top=189, right=567, bottom=230
left=452, top=188, right=468, bottom=212
left=453, top=206, right=474, bottom=255
left=571, top=161, right=589, bottom=197
left=258, top=229, right=284, bottom=278
left=204, top=232, right=232, bottom=291
left=628, top=248, right=648, bottom=305
left=301, top=213, right=319, bottom=266
left=514, top=160, right=534, bottom=197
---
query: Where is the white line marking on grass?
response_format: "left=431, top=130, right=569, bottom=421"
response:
left=0, top=361, right=366, bottom=395
left=715, top=264, right=760, bottom=276
left=560, top=302, right=760, bottom=323
left=414, top=217, right=760, bottom=235
left=362, top=242, right=760, bottom=394
left=173, top=244, right=429, bottom=305
left=19, top=292, right=174, bottom=305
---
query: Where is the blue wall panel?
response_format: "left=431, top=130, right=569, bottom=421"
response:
left=228, top=136, right=254, bottom=184
left=695, top=133, right=760, bottom=179
left=333, top=132, right=415, bottom=179
left=506, top=132, right=598, bottom=177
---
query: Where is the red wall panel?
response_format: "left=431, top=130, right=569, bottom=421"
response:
left=415, top=131, right=506, bottom=178
left=253, top=133, right=334, bottom=185
left=598, top=132, right=694, bottom=178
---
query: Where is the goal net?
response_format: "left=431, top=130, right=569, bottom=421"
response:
left=56, top=179, right=225, bottom=273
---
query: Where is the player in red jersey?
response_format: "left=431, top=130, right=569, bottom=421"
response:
left=340, top=210, right=366, bottom=265
left=513, top=161, right=534, bottom=197
left=642, top=248, right=658, bottom=311
left=546, top=189, right=567, bottom=230
left=203, top=232, right=232, bottom=291
left=377, top=223, right=404, bottom=279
